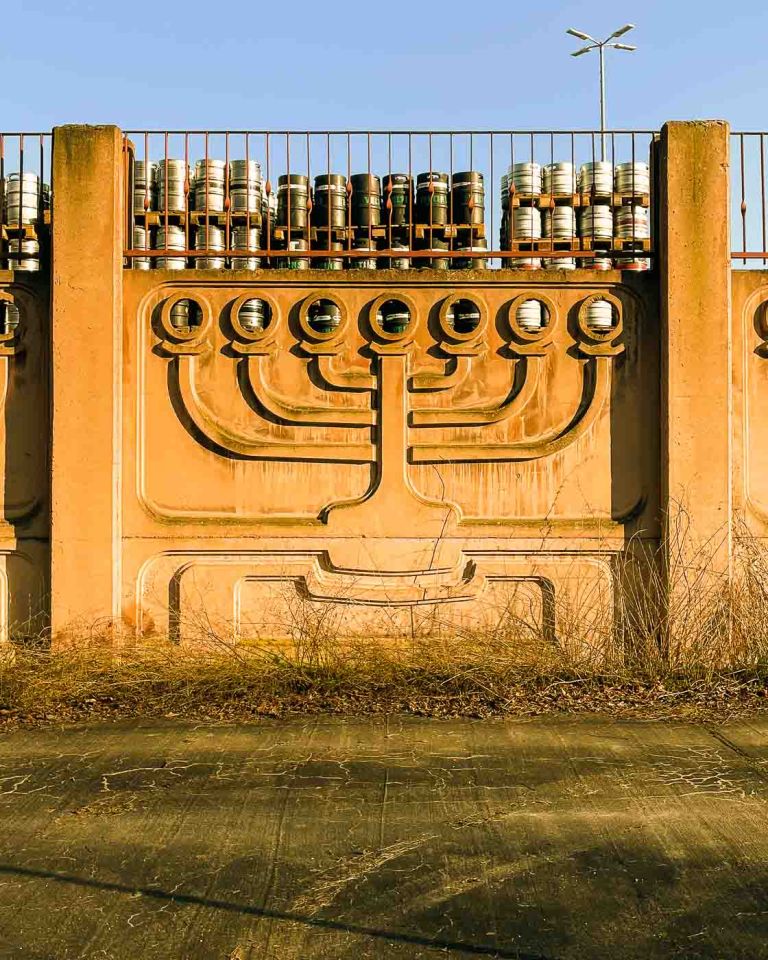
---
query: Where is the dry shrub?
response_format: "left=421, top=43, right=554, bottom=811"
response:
left=2, top=515, right=768, bottom=720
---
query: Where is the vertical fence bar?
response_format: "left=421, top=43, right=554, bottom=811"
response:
left=740, top=133, right=747, bottom=266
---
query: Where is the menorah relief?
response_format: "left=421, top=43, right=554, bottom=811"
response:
left=129, top=276, right=651, bottom=638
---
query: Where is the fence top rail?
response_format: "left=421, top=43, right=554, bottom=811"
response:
left=123, top=128, right=659, bottom=137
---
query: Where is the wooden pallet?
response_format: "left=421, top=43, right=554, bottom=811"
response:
left=505, top=237, right=651, bottom=253
left=413, top=223, right=486, bottom=240
left=508, top=191, right=650, bottom=209
left=133, top=210, right=264, bottom=228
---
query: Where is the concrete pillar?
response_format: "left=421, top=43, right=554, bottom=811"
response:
left=50, top=125, right=123, bottom=637
left=658, top=121, right=732, bottom=574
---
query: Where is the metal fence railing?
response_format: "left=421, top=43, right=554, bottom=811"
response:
left=732, top=132, right=768, bottom=265
left=122, top=129, right=656, bottom=272
left=0, top=133, right=51, bottom=275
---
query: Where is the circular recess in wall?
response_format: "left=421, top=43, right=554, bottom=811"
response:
left=507, top=293, right=558, bottom=342
left=298, top=291, right=348, bottom=342
left=229, top=292, right=279, bottom=342
left=159, top=291, right=212, bottom=343
left=576, top=293, right=623, bottom=342
left=368, top=292, right=418, bottom=343
left=438, top=294, right=487, bottom=343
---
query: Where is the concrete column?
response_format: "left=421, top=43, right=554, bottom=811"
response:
left=659, top=121, right=732, bottom=572
left=50, top=125, right=123, bottom=637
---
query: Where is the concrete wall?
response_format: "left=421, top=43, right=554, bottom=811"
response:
left=0, top=120, right=744, bottom=647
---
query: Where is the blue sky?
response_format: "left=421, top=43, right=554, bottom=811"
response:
left=1, top=0, right=765, bottom=132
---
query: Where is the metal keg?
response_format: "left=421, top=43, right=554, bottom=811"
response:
left=194, top=224, right=225, bottom=269
left=0, top=301, right=19, bottom=335
left=194, top=158, right=226, bottom=213
left=377, top=299, right=411, bottom=335
left=307, top=299, right=342, bottom=335
left=543, top=162, right=577, bottom=195
left=455, top=239, right=488, bottom=270
left=615, top=205, right=650, bottom=240
left=5, top=172, right=44, bottom=224
left=516, top=299, right=547, bottom=332
left=277, top=238, right=309, bottom=270
left=229, top=158, right=262, bottom=213
left=7, top=238, right=40, bottom=271
left=317, top=241, right=344, bottom=270
left=580, top=161, right=614, bottom=195
left=508, top=257, right=542, bottom=271
left=542, top=206, right=576, bottom=238
left=133, top=225, right=151, bottom=270
left=155, top=225, right=187, bottom=269
left=614, top=161, right=650, bottom=195
left=133, top=160, right=156, bottom=214
left=313, top=174, right=347, bottom=229
left=508, top=162, right=542, bottom=196
left=583, top=256, right=614, bottom=271
left=230, top=225, right=261, bottom=270
left=156, top=159, right=189, bottom=212
left=238, top=298, right=269, bottom=333
left=350, top=174, right=381, bottom=228
left=416, top=172, right=449, bottom=225
left=616, top=256, right=650, bottom=272
left=262, top=192, right=278, bottom=223
left=382, top=174, right=412, bottom=226
left=277, top=174, right=310, bottom=230
left=579, top=205, right=614, bottom=240
left=511, top=207, right=542, bottom=240
left=585, top=299, right=615, bottom=333
left=169, top=298, right=201, bottom=331
left=448, top=299, right=481, bottom=334
left=350, top=239, right=377, bottom=270
left=452, top=171, right=484, bottom=226
left=380, top=241, right=410, bottom=270
left=543, top=256, right=576, bottom=270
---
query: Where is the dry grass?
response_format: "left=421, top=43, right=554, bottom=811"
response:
left=3, top=519, right=768, bottom=726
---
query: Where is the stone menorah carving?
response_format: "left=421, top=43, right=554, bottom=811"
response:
left=153, top=285, right=625, bottom=588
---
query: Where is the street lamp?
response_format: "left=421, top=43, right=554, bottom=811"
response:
left=567, top=24, right=637, bottom=161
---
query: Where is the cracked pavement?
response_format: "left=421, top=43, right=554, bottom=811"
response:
left=1, top=716, right=768, bottom=958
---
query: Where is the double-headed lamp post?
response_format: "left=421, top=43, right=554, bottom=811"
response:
left=567, top=24, right=637, bottom=161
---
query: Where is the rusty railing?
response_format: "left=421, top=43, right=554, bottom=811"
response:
left=0, top=132, right=52, bottom=271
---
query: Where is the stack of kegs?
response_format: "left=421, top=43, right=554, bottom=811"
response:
left=194, top=224, right=225, bottom=269
left=416, top=172, right=449, bottom=225
left=230, top=226, right=261, bottom=270
left=133, top=161, right=156, bottom=215
left=350, top=174, right=381, bottom=227
left=157, top=159, right=188, bottom=213
left=314, top=174, right=347, bottom=228
left=542, top=207, right=577, bottom=270
left=615, top=205, right=650, bottom=271
left=155, top=224, right=186, bottom=269
left=229, top=160, right=262, bottom=214
left=508, top=207, right=542, bottom=270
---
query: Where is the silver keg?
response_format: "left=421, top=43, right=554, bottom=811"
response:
left=194, top=224, right=225, bottom=269
left=579, top=205, right=614, bottom=240
left=614, top=161, right=650, bottom=195
left=580, top=161, right=614, bottom=194
left=133, top=225, right=151, bottom=270
left=155, top=225, right=186, bottom=269
left=194, top=159, right=226, bottom=212
left=543, top=162, right=577, bottom=195
left=229, top=159, right=263, bottom=213
left=615, top=205, right=650, bottom=240
left=238, top=298, right=269, bottom=333
left=585, top=299, right=615, bottom=333
left=5, top=172, right=44, bottom=224
left=508, top=162, right=542, bottom=196
left=616, top=256, right=650, bottom=272
left=508, top=257, right=542, bottom=271
left=350, top=239, right=377, bottom=270
left=156, top=159, right=189, bottom=212
left=583, top=256, right=614, bottom=271
left=516, top=299, right=546, bottom=332
left=0, top=301, right=19, bottom=335
left=542, top=206, right=576, bottom=238
left=543, top=255, right=576, bottom=270
left=511, top=207, right=542, bottom=239
left=230, top=226, right=261, bottom=270
left=133, top=160, right=156, bottom=214
left=7, top=238, right=40, bottom=271
left=169, top=298, right=201, bottom=331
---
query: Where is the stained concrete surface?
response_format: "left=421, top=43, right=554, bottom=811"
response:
left=1, top=717, right=768, bottom=959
